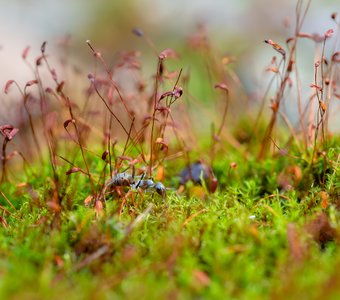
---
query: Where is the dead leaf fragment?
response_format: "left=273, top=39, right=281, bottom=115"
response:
left=287, top=223, right=306, bottom=262
left=84, top=195, right=94, bottom=207
left=192, top=269, right=211, bottom=287
left=305, top=213, right=336, bottom=248
left=319, top=191, right=329, bottom=209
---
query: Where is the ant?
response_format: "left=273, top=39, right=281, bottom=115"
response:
left=102, top=166, right=166, bottom=201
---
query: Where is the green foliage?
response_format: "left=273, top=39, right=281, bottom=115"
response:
left=0, top=3, right=339, bottom=298
left=0, top=141, right=339, bottom=299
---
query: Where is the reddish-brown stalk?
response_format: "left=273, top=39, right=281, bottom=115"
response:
left=313, top=30, right=334, bottom=153
left=278, top=110, right=301, bottom=152
left=312, top=62, right=324, bottom=157
left=29, top=44, right=76, bottom=212
left=1, top=135, right=9, bottom=183
left=0, top=204, right=12, bottom=216
left=216, top=90, right=229, bottom=138
left=158, top=69, right=183, bottom=138
left=293, top=54, right=307, bottom=149
left=149, top=57, right=163, bottom=177
left=0, top=125, right=19, bottom=183
left=133, top=31, right=187, bottom=176
left=168, top=112, right=191, bottom=170
left=56, top=154, right=90, bottom=177
left=148, top=52, right=184, bottom=172
left=0, top=191, right=16, bottom=212
left=21, top=49, right=48, bottom=164
left=86, top=40, right=146, bottom=164
left=258, top=0, right=311, bottom=160
left=324, top=17, right=340, bottom=132
left=40, top=42, right=96, bottom=196
left=89, top=76, right=130, bottom=137
left=107, top=117, right=113, bottom=179
left=252, top=57, right=284, bottom=139
left=5, top=78, right=44, bottom=165
left=86, top=41, right=135, bottom=124
left=122, top=116, right=136, bottom=157
left=35, top=52, right=64, bottom=183
left=310, top=35, right=328, bottom=164
left=153, top=71, right=184, bottom=166
left=210, top=83, right=229, bottom=165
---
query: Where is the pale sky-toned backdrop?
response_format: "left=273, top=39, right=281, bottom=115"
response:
left=0, top=0, right=339, bottom=128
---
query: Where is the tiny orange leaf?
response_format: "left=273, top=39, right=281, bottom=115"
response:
left=319, top=191, right=329, bottom=209
left=192, top=270, right=211, bottom=287
left=156, top=165, right=165, bottom=181
left=84, top=195, right=94, bottom=206
left=95, top=200, right=103, bottom=216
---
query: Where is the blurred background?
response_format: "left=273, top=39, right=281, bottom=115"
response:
left=0, top=0, right=339, bottom=128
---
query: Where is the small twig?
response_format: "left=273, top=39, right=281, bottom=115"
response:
left=73, top=245, right=109, bottom=272
left=125, top=203, right=153, bottom=236
left=40, top=42, right=95, bottom=195
left=122, top=116, right=135, bottom=157
left=181, top=209, right=207, bottom=228
left=0, top=204, right=13, bottom=216
left=216, top=88, right=229, bottom=138
left=56, top=154, right=91, bottom=176
left=0, top=191, right=16, bottom=211
left=149, top=57, right=163, bottom=177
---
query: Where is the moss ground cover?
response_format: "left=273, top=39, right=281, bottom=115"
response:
left=0, top=1, right=339, bottom=299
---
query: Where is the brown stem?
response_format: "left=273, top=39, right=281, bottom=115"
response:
left=149, top=58, right=162, bottom=177
left=0, top=138, right=8, bottom=183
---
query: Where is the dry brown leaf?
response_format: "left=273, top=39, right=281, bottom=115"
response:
left=287, top=223, right=305, bottom=262
left=319, top=191, right=329, bottom=209
left=84, top=195, right=94, bottom=207
left=305, top=213, right=336, bottom=248
left=156, top=165, right=165, bottom=181
left=192, top=269, right=211, bottom=287
left=95, top=200, right=103, bottom=216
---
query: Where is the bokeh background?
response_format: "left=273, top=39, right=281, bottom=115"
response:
left=0, top=0, right=339, bottom=129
